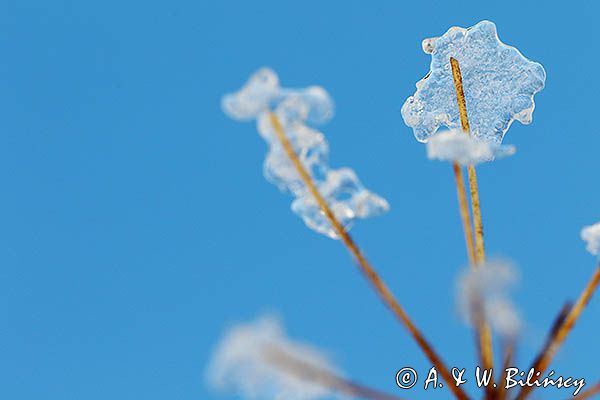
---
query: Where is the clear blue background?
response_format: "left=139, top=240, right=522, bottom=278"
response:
left=0, top=1, right=598, bottom=399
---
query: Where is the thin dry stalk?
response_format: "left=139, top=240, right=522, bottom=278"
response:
left=496, top=341, right=515, bottom=400
left=449, top=57, right=486, bottom=265
left=266, top=345, right=404, bottom=400
left=516, top=264, right=600, bottom=400
left=453, top=161, right=476, bottom=265
left=449, top=57, right=494, bottom=395
left=544, top=301, right=575, bottom=351
left=477, top=324, right=494, bottom=400
left=269, top=112, right=469, bottom=400
left=571, top=380, right=600, bottom=400
left=467, top=166, right=485, bottom=263
left=469, top=291, right=495, bottom=400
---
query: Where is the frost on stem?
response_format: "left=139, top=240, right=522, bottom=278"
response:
left=426, top=129, right=515, bottom=165
left=402, top=20, right=546, bottom=144
left=581, top=222, right=600, bottom=256
left=222, top=68, right=389, bottom=239
left=457, top=260, right=522, bottom=339
left=206, top=315, right=344, bottom=400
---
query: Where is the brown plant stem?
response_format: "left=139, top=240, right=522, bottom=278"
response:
left=449, top=57, right=486, bottom=265
left=453, top=161, right=476, bottom=265
left=496, top=341, right=515, bottom=400
left=267, top=345, right=404, bottom=400
left=467, top=167, right=485, bottom=264
left=516, top=264, right=600, bottom=400
left=469, top=291, right=495, bottom=400
left=450, top=57, right=494, bottom=396
left=571, top=380, right=600, bottom=400
left=268, top=112, right=470, bottom=400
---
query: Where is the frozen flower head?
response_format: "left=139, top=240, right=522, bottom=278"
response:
left=581, top=222, right=600, bottom=256
left=206, top=315, right=343, bottom=400
left=223, top=68, right=389, bottom=239
left=457, top=260, right=522, bottom=339
left=426, top=129, right=516, bottom=165
left=402, top=20, right=546, bottom=144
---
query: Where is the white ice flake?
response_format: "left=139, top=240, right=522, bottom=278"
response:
left=426, top=129, right=516, bottom=165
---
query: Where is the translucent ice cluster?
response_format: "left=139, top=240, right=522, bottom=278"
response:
left=223, top=68, right=389, bottom=239
left=206, top=314, right=344, bottom=400
left=581, top=222, right=600, bottom=256
left=402, top=20, right=546, bottom=144
left=457, top=260, right=522, bottom=338
left=426, top=129, right=516, bottom=165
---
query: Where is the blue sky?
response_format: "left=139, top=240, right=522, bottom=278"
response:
left=0, top=1, right=598, bottom=399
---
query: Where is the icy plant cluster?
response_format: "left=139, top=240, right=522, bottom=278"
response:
left=457, top=260, right=522, bottom=338
left=402, top=20, right=546, bottom=144
left=206, top=315, right=343, bottom=400
left=207, top=18, right=600, bottom=400
left=426, top=129, right=516, bottom=165
left=222, top=68, right=389, bottom=239
left=581, top=222, right=600, bottom=256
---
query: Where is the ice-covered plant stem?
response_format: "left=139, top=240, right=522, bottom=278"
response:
left=402, top=21, right=546, bottom=396
left=222, top=68, right=468, bottom=399
left=268, top=112, right=469, bottom=400
left=449, top=59, right=495, bottom=393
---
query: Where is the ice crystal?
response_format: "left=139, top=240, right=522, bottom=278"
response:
left=291, top=168, right=389, bottom=238
left=223, top=68, right=389, bottom=239
left=402, top=20, right=546, bottom=144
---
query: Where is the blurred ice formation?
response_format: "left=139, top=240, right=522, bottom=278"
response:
left=581, top=222, right=600, bottom=256
left=206, top=315, right=344, bottom=400
left=457, top=260, right=522, bottom=338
